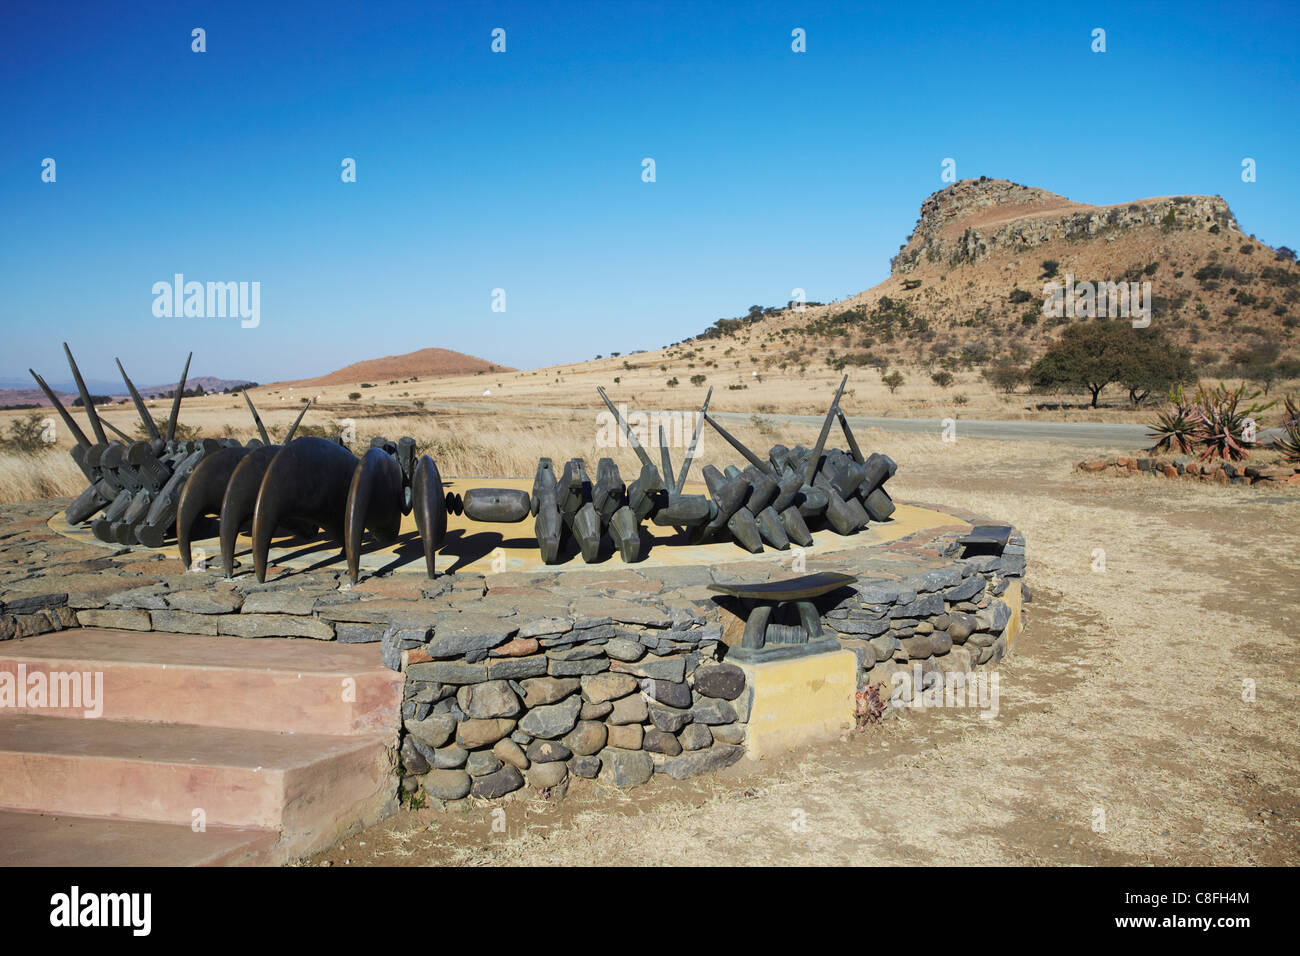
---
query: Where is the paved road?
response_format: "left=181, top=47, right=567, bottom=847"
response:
left=396, top=399, right=1292, bottom=449
left=714, top=411, right=1152, bottom=446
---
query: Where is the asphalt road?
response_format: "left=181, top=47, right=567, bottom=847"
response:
left=398, top=399, right=1290, bottom=449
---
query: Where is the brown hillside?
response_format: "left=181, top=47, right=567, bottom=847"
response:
left=685, top=178, right=1298, bottom=375
left=278, top=347, right=513, bottom=389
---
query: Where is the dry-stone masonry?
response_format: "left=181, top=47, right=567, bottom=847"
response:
left=0, top=497, right=1028, bottom=804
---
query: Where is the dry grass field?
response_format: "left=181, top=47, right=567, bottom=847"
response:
left=299, top=436, right=1299, bottom=866
left=4, top=353, right=1296, bottom=506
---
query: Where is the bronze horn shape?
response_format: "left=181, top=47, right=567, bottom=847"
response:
left=596, top=386, right=655, bottom=470
left=115, top=358, right=161, bottom=443
left=241, top=388, right=271, bottom=445
left=177, top=445, right=251, bottom=569
left=411, top=455, right=447, bottom=578
left=343, top=447, right=404, bottom=583
left=166, top=353, right=192, bottom=444
left=801, top=374, right=848, bottom=487
left=284, top=397, right=312, bottom=442
left=63, top=343, right=107, bottom=445
left=676, top=386, right=712, bottom=492
left=28, top=369, right=90, bottom=449
left=218, top=444, right=282, bottom=576
left=250, top=436, right=358, bottom=582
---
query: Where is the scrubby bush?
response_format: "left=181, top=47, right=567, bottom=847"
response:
left=3, top=412, right=51, bottom=452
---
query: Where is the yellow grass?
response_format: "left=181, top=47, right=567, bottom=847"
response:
left=0, top=396, right=1030, bottom=507
left=0, top=450, right=85, bottom=503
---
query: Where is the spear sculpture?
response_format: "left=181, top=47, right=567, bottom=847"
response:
left=63, top=342, right=107, bottom=445
left=597, top=386, right=737, bottom=544
left=701, top=413, right=813, bottom=547
left=27, top=367, right=120, bottom=523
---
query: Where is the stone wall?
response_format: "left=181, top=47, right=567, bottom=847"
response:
left=838, top=530, right=1027, bottom=701
left=0, top=498, right=1029, bottom=804
left=390, top=526, right=1028, bottom=803
left=396, top=619, right=749, bottom=800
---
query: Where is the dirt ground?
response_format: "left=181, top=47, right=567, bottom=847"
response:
left=303, top=440, right=1300, bottom=867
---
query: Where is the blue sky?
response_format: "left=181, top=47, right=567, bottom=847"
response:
left=2, top=0, right=1297, bottom=385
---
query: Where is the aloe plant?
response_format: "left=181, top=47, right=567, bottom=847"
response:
left=1189, top=383, right=1273, bottom=462
left=1146, top=385, right=1197, bottom=454
left=1277, top=394, right=1300, bottom=464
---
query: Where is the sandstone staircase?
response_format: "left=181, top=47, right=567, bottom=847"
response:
left=0, top=628, right=403, bottom=866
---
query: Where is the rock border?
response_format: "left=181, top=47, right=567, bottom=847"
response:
left=1075, top=455, right=1300, bottom=486
left=0, top=498, right=1029, bottom=803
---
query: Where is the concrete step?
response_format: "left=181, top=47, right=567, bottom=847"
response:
left=0, top=628, right=402, bottom=736
left=0, top=809, right=279, bottom=867
left=0, top=713, right=396, bottom=862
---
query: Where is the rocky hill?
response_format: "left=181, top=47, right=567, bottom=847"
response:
left=890, top=179, right=1238, bottom=273
left=689, top=178, right=1298, bottom=378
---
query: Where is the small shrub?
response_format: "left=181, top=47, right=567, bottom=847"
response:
left=854, top=685, right=886, bottom=729
left=4, top=412, right=51, bottom=452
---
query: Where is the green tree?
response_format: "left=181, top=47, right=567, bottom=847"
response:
left=1122, top=331, right=1194, bottom=405
left=930, top=371, right=954, bottom=388
left=1231, top=341, right=1284, bottom=394
left=882, top=370, right=905, bottom=393
left=983, top=359, right=1025, bottom=393
left=1029, top=322, right=1190, bottom=408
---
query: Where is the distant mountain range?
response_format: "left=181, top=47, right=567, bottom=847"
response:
left=0, top=376, right=256, bottom=409
left=2, top=347, right=513, bottom=409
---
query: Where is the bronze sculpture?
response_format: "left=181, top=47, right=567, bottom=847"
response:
left=35, top=347, right=898, bottom=583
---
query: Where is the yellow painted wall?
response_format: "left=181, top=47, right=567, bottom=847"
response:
left=736, top=649, right=857, bottom=760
